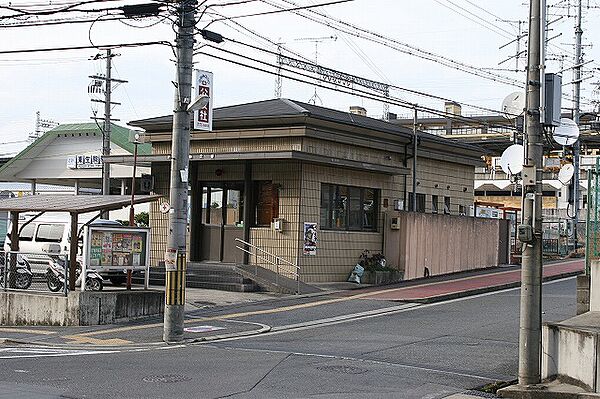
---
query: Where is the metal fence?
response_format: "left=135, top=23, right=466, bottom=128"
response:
left=0, top=251, right=69, bottom=295
left=587, top=158, right=600, bottom=274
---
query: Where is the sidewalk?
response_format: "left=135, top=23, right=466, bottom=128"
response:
left=355, top=259, right=584, bottom=303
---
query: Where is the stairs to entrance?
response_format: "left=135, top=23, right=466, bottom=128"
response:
left=138, top=262, right=322, bottom=294
left=142, top=262, right=260, bottom=292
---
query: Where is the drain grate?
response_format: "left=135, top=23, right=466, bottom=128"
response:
left=316, top=365, right=368, bottom=375
left=143, top=374, right=192, bottom=383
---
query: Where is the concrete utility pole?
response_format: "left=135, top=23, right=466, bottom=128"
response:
left=163, top=0, right=196, bottom=343
left=572, top=0, right=583, bottom=251
left=102, top=49, right=113, bottom=198
left=518, top=0, right=545, bottom=385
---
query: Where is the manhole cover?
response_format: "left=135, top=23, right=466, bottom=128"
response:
left=143, top=375, right=192, bottom=383
left=316, top=365, right=368, bottom=375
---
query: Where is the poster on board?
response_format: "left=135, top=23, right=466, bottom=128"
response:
left=303, top=222, right=318, bottom=256
left=86, top=227, right=149, bottom=271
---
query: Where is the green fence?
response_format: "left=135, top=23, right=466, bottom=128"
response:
left=586, top=158, right=600, bottom=274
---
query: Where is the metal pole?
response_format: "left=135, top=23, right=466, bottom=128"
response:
left=518, top=0, right=544, bottom=385
left=163, top=0, right=196, bottom=343
left=412, top=106, right=418, bottom=212
left=127, top=142, right=138, bottom=290
left=102, top=49, right=112, bottom=201
left=572, top=0, right=583, bottom=253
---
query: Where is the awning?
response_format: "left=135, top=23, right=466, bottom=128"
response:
left=0, top=194, right=161, bottom=214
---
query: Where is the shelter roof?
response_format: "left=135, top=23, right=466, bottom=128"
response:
left=0, top=194, right=161, bottom=214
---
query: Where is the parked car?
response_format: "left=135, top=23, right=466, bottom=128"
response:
left=3, top=214, right=132, bottom=285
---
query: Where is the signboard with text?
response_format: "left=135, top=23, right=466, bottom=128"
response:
left=66, top=154, right=103, bottom=169
left=193, top=69, right=213, bottom=131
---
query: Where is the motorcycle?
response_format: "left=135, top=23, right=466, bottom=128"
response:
left=0, top=252, right=33, bottom=290
left=46, top=255, right=103, bottom=292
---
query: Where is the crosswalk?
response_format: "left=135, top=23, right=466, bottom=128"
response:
left=0, top=346, right=118, bottom=359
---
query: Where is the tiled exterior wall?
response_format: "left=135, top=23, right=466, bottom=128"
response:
left=297, top=163, right=404, bottom=283
left=147, top=135, right=477, bottom=283
left=408, top=157, right=475, bottom=214
left=149, top=163, right=170, bottom=267
left=153, top=137, right=302, bottom=155
left=249, top=161, right=302, bottom=278
left=301, top=136, right=402, bottom=167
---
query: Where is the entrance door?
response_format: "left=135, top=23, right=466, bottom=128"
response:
left=200, top=182, right=245, bottom=263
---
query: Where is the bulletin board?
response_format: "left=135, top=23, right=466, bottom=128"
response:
left=83, top=226, right=151, bottom=272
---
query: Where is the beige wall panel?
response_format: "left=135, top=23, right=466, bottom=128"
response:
left=396, top=212, right=502, bottom=280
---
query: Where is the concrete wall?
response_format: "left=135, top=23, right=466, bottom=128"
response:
left=0, top=291, right=164, bottom=326
left=541, top=312, right=600, bottom=393
left=391, top=212, right=507, bottom=280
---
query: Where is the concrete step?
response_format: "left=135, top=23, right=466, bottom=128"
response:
left=133, top=263, right=261, bottom=292
left=499, top=381, right=600, bottom=398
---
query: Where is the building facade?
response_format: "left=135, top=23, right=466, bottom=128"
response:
left=123, top=99, right=485, bottom=283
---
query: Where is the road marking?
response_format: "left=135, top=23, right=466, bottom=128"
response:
left=61, top=272, right=579, bottom=341
left=215, top=276, right=577, bottom=342
left=0, top=347, right=118, bottom=359
left=61, top=335, right=132, bottom=345
left=0, top=328, right=56, bottom=335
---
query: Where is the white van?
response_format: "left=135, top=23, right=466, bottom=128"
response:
left=4, top=213, right=126, bottom=284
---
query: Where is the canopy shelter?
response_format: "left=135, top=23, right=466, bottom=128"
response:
left=0, top=194, right=161, bottom=290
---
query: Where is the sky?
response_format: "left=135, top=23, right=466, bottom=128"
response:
left=0, top=0, right=599, bottom=156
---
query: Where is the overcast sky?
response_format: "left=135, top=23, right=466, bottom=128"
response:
left=1, top=0, right=599, bottom=155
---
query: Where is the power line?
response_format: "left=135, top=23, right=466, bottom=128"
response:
left=0, top=41, right=171, bottom=55
left=199, top=44, right=519, bottom=134
left=257, top=0, right=525, bottom=88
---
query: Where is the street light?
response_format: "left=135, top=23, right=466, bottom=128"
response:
left=187, top=94, right=209, bottom=113
left=127, top=130, right=144, bottom=290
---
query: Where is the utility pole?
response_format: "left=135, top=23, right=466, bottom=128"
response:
left=163, top=0, right=196, bottom=343
left=518, top=0, right=545, bottom=386
left=89, top=51, right=126, bottom=212
left=572, top=0, right=583, bottom=251
left=102, top=49, right=113, bottom=199
left=412, top=106, right=418, bottom=212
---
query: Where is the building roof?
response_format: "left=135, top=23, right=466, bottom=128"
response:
left=0, top=123, right=151, bottom=184
left=130, top=98, right=485, bottom=158
left=0, top=194, right=160, bottom=213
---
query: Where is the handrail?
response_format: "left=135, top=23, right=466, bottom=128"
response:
left=235, top=237, right=300, bottom=294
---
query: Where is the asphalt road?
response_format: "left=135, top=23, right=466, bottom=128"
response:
left=0, top=277, right=577, bottom=399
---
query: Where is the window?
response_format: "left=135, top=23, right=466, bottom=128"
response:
left=407, top=193, right=425, bottom=213
left=432, top=195, right=439, bottom=214
left=8, top=223, right=36, bottom=241
left=444, top=196, right=451, bottom=214
left=255, top=181, right=279, bottom=226
left=36, top=224, right=65, bottom=242
left=459, top=205, right=466, bottom=216
left=320, top=184, right=378, bottom=231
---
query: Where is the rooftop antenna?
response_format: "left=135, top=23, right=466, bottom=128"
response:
left=294, top=35, right=337, bottom=105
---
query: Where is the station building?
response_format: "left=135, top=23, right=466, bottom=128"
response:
left=119, top=99, right=498, bottom=283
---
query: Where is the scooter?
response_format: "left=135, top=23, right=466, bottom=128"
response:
left=0, top=252, right=33, bottom=290
left=46, top=255, right=103, bottom=292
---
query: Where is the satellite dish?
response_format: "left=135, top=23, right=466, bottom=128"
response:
left=500, top=144, right=524, bottom=175
left=558, top=163, right=575, bottom=185
left=553, top=118, right=580, bottom=146
left=501, top=91, right=526, bottom=119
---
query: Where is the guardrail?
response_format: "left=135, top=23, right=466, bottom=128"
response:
left=235, top=238, right=300, bottom=294
left=1, top=251, right=69, bottom=296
